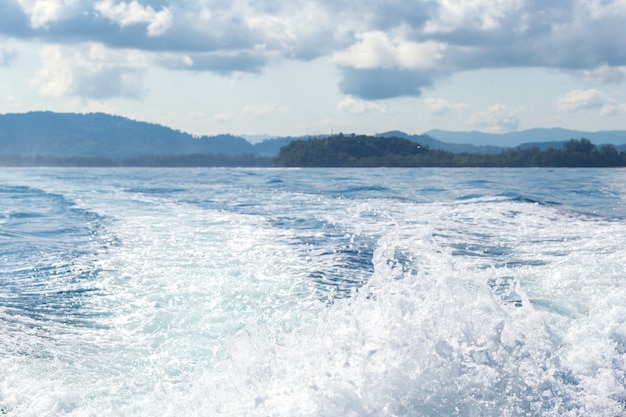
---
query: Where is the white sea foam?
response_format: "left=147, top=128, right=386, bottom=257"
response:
left=0, top=168, right=624, bottom=416
left=175, top=199, right=625, bottom=416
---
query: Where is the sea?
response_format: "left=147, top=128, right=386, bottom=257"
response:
left=0, top=167, right=625, bottom=416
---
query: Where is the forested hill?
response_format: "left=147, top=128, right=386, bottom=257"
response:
left=274, top=135, right=626, bottom=167
left=0, top=112, right=287, bottom=158
left=274, top=135, right=426, bottom=167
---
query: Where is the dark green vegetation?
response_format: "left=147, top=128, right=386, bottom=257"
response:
left=0, top=153, right=272, bottom=167
left=274, top=136, right=626, bottom=168
left=274, top=134, right=426, bottom=167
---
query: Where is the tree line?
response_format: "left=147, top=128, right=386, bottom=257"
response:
left=273, top=135, right=626, bottom=168
left=1, top=135, right=624, bottom=168
left=0, top=153, right=272, bottom=167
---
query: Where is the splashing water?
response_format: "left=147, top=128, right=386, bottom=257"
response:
left=0, top=168, right=625, bottom=416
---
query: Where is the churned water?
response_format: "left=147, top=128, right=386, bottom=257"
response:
left=0, top=168, right=625, bottom=416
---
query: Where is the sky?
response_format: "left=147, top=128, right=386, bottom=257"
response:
left=2, top=0, right=626, bottom=141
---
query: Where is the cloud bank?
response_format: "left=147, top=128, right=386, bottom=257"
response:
left=31, top=43, right=148, bottom=99
left=555, top=89, right=626, bottom=117
left=2, top=0, right=626, bottom=100
left=94, top=0, right=172, bottom=36
left=468, top=104, right=521, bottom=133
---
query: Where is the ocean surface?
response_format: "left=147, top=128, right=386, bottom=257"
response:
left=0, top=167, right=625, bottom=416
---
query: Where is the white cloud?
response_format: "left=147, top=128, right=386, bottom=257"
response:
left=245, top=14, right=295, bottom=51
left=424, top=97, right=466, bottom=116
left=94, top=0, right=172, bottom=36
left=555, top=89, right=610, bottom=111
left=80, top=100, right=122, bottom=114
left=213, top=112, right=237, bottom=123
left=245, top=2, right=349, bottom=59
left=555, top=89, right=626, bottom=116
left=31, top=43, right=150, bottom=99
left=156, top=53, right=194, bottom=70
left=468, top=103, right=520, bottom=133
left=5, top=0, right=626, bottom=103
left=333, top=31, right=445, bottom=70
left=575, top=65, right=626, bottom=84
left=424, top=0, right=525, bottom=33
left=16, top=0, right=79, bottom=28
left=585, top=0, right=626, bottom=18
left=336, top=97, right=386, bottom=114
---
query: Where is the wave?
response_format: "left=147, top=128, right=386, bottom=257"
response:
left=0, top=184, right=110, bottom=331
left=1, top=168, right=625, bottom=416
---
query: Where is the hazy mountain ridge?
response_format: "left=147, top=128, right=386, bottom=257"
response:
left=377, top=131, right=504, bottom=154
left=0, top=112, right=260, bottom=157
left=426, top=128, right=626, bottom=148
left=1, top=112, right=625, bottom=157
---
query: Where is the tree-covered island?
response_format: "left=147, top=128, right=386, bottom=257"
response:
left=273, top=135, right=626, bottom=168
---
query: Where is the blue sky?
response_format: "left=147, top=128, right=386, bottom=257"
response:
left=1, top=0, right=626, bottom=142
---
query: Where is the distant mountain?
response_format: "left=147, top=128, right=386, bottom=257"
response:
left=253, top=137, right=293, bottom=156
left=425, top=128, right=626, bottom=147
left=0, top=111, right=255, bottom=157
left=2, top=112, right=625, bottom=159
left=0, top=112, right=327, bottom=158
left=242, top=134, right=272, bottom=143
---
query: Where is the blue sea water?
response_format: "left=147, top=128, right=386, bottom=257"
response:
left=0, top=167, right=625, bottom=416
